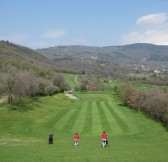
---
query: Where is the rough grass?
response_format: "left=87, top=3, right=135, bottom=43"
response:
left=0, top=92, right=168, bottom=162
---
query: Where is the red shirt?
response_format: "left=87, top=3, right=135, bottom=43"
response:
left=74, top=134, right=79, bottom=140
left=102, top=133, right=107, bottom=139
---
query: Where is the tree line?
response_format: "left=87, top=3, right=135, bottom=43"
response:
left=116, top=83, right=168, bottom=128
left=75, top=75, right=105, bottom=91
left=0, top=64, right=69, bottom=109
left=0, top=64, right=107, bottom=109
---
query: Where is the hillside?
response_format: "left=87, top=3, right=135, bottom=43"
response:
left=36, top=45, right=129, bottom=78
left=0, top=40, right=52, bottom=69
left=37, top=43, right=168, bottom=67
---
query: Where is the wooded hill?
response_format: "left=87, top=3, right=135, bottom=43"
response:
left=36, top=45, right=128, bottom=78
left=0, top=41, right=126, bottom=79
left=0, top=41, right=70, bottom=106
left=0, top=40, right=52, bottom=70
left=37, top=43, right=168, bottom=67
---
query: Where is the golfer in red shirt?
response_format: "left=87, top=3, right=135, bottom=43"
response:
left=102, top=131, right=108, bottom=147
left=74, top=133, right=79, bottom=146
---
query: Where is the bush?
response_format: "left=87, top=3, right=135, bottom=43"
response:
left=117, top=83, right=134, bottom=105
left=117, top=83, right=168, bottom=128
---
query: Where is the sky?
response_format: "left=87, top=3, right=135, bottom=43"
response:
left=0, top=0, right=168, bottom=49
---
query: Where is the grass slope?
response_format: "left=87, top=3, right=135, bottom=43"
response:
left=63, top=73, right=78, bottom=89
left=0, top=92, right=168, bottom=162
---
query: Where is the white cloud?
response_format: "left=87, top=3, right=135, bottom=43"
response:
left=122, top=29, right=168, bottom=45
left=42, top=29, right=66, bottom=39
left=121, top=13, right=168, bottom=45
left=136, top=13, right=167, bottom=25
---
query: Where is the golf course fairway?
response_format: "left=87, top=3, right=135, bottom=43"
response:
left=0, top=92, right=168, bottom=162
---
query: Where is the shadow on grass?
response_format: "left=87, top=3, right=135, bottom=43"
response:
left=117, top=103, right=127, bottom=107
left=10, top=97, right=42, bottom=112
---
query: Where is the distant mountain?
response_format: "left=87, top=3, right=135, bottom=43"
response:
left=37, top=43, right=168, bottom=67
left=0, top=40, right=52, bottom=69
left=1, top=41, right=167, bottom=79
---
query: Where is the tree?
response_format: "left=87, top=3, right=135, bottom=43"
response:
left=129, top=91, right=144, bottom=111
left=116, top=82, right=168, bottom=128
left=53, top=73, right=69, bottom=92
left=45, top=84, right=57, bottom=96
left=1, top=65, right=40, bottom=107
left=2, top=64, right=17, bottom=109
left=117, top=83, right=134, bottom=105
left=53, top=73, right=65, bottom=87
left=143, top=89, right=168, bottom=121
left=13, top=71, right=39, bottom=101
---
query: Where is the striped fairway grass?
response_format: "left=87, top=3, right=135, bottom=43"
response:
left=0, top=92, right=168, bottom=162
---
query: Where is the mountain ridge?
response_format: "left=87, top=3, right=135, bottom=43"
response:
left=37, top=43, right=168, bottom=67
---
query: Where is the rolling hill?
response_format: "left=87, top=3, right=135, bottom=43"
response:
left=0, top=40, right=52, bottom=69
left=37, top=43, right=168, bottom=67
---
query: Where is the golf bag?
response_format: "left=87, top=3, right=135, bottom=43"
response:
left=48, top=134, right=53, bottom=144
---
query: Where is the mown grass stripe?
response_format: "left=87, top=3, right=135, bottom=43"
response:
left=92, top=101, right=102, bottom=135
left=110, top=102, right=141, bottom=135
left=44, top=108, right=68, bottom=129
left=71, top=101, right=88, bottom=133
left=104, top=102, right=129, bottom=133
left=53, top=109, right=76, bottom=130
left=99, top=102, right=122, bottom=134
left=82, top=101, right=92, bottom=135
left=96, top=102, right=112, bottom=133
left=62, top=106, right=81, bottom=132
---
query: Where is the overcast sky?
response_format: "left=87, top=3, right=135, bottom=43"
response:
left=1, top=0, right=168, bottom=49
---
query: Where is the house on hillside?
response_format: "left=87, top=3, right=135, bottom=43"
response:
left=154, top=70, right=160, bottom=74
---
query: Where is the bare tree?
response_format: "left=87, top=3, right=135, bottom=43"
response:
left=12, top=71, right=39, bottom=101
left=143, top=89, right=168, bottom=121
left=129, top=91, right=144, bottom=111
left=2, top=64, right=17, bottom=109
left=45, top=84, right=57, bottom=96
left=117, top=83, right=134, bottom=105
left=53, top=73, right=69, bottom=92
left=1, top=65, right=40, bottom=107
left=53, top=73, right=64, bottom=86
left=0, top=76, right=5, bottom=96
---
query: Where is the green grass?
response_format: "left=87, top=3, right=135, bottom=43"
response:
left=63, top=73, right=78, bottom=89
left=0, top=92, right=168, bottom=162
